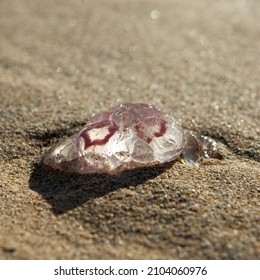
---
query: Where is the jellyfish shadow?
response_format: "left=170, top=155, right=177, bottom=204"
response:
left=29, top=163, right=171, bottom=215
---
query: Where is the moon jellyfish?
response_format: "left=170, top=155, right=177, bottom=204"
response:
left=43, top=103, right=218, bottom=174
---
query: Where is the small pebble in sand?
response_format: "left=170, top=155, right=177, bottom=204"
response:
left=43, top=103, right=217, bottom=174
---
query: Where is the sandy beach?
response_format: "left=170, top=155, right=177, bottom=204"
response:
left=0, top=0, right=259, bottom=259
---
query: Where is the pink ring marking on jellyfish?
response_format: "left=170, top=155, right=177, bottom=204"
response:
left=80, top=120, right=119, bottom=149
left=135, top=119, right=167, bottom=143
left=154, top=120, right=167, bottom=137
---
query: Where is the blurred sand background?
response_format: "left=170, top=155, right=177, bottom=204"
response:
left=0, top=0, right=259, bottom=259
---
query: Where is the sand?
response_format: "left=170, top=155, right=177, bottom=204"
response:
left=0, top=0, right=259, bottom=259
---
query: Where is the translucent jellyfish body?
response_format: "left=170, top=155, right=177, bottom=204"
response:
left=43, top=103, right=217, bottom=174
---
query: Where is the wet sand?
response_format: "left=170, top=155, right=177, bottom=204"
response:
left=0, top=0, right=259, bottom=259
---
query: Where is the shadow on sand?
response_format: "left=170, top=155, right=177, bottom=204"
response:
left=29, top=163, right=171, bottom=215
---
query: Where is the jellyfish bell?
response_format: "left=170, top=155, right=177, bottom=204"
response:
left=43, top=103, right=217, bottom=174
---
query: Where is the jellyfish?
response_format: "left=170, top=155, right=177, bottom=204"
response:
left=43, top=103, right=218, bottom=174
